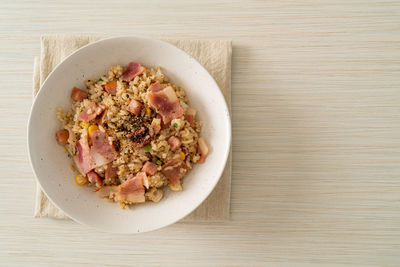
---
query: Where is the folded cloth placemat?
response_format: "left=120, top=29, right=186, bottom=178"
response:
left=33, top=34, right=232, bottom=222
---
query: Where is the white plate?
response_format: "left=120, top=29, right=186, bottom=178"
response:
left=27, top=36, right=231, bottom=233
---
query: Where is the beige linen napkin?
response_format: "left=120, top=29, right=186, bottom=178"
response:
left=33, top=34, right=232, bottom=222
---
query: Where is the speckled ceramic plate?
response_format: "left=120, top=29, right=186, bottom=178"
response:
left=27, top=36, right=231, bottom=233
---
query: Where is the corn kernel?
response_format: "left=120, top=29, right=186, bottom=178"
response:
left=146, top=107, right=151, bottom=115
left=75, top=174, right=87, bottom=186
left=81, top=122, right=87, bottom=128
left=88, top=125, right=99, bottom=138
left=180, top=151, right=185, bottom=161
left=62, top=148, right=67, bottom=153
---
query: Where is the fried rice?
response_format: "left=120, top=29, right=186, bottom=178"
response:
left=55, top=62, right=208, bottom=208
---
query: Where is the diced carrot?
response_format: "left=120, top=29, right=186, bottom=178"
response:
left=104, top=80, right=117, bottom=95
left=56, top=130, right=69, bottom=145
left=71, top=87, right=88, bottom=101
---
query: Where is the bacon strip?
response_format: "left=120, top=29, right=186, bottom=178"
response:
left=185, top=107, right=197, bottom=126
left=87, top=170, right=102, bottom=187
left=142, top=161, right=158, bottom=176
left=127, top=100, right=143, bottom=116
left=75, top=135, right=94, bottom=174
left=121, top=62, right=145, bottom=82
left=147, top=86, right=184, bottom=124
left=74, top=130, right=117, bottom=174
left=148, top=82, right=163, bottom=92
left=78, top=102, right=105, bottom=122
left=104, top=162, right=118, bottom=183
left=90, top=130, right=117, bottom=168
left=162, top=155, right=188, bottom=183
left=168, top=136, right=181, bottom=152
left=197, top=138, right=209, bottom=163
left=117, top=173, right=146, bottom=203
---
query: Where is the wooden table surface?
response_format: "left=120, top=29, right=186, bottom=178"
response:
left=1, top=0, right=400, bottom=266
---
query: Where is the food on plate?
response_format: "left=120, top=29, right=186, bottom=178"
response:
left=56, top=62, right=208, bottom=208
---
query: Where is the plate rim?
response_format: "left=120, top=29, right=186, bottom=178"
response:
left=27, top=36, right=231, bottom=233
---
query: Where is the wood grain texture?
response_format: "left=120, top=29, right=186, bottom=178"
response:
left=1, top=0, right=400, bottom=266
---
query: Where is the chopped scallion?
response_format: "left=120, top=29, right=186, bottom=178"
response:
left=156, top=160, right=162, bottom=166
left=98, top=78, right=103, bottom=82
left=144, top=144, right=151, bottom=152
left=173, top=123, right=178, bottom=128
